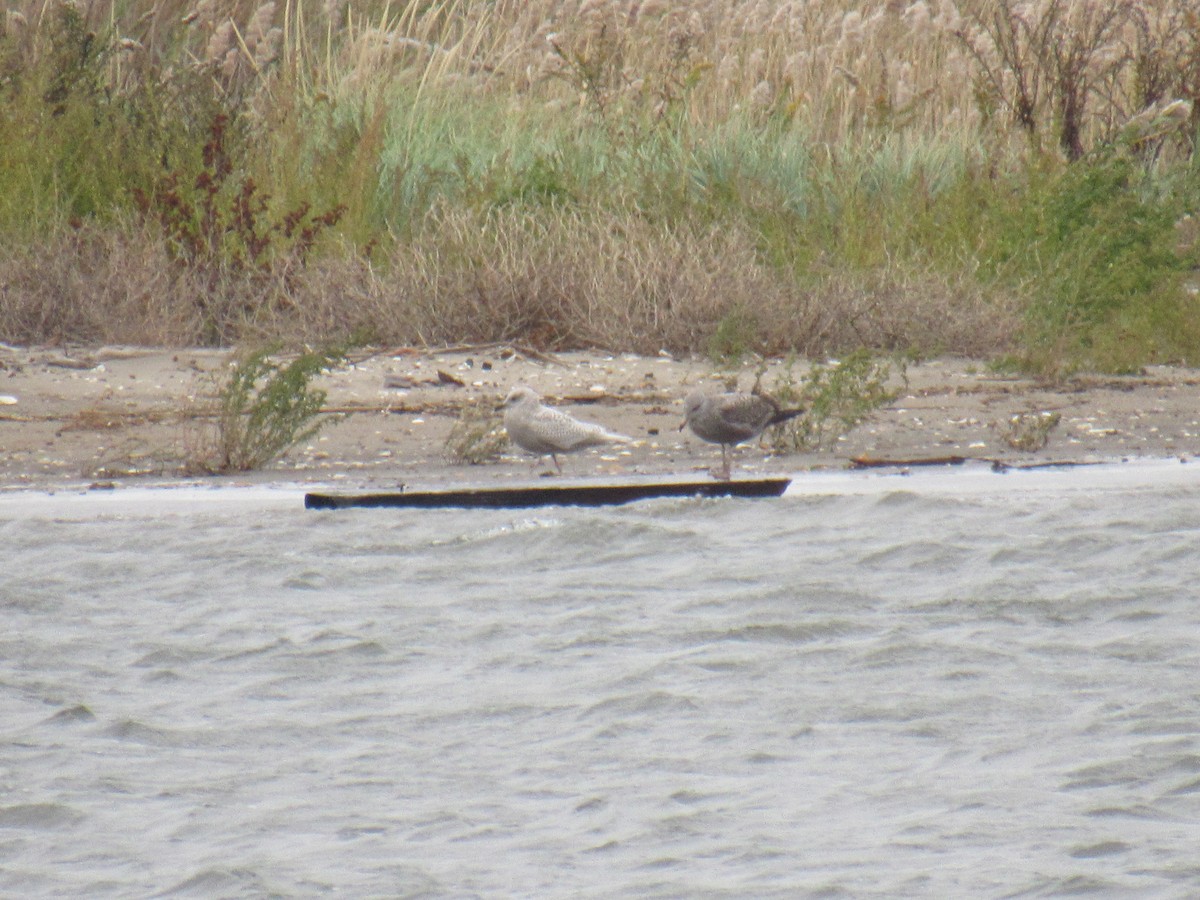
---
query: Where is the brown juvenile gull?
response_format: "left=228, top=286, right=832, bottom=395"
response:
left=680, top=389, right=804, bottom=479
left=501, top=386, right=632, bottom=473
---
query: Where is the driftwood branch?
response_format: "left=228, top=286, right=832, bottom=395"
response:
left=850, top=454, right=1106, bottom=471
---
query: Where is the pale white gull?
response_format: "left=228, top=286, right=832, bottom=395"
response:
left=681, top=389, right=804, bottom=479
left=501, top=386, right=632, bottom=473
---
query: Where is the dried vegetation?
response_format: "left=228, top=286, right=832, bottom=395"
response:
left=1, top=0, right=1199, bottom=375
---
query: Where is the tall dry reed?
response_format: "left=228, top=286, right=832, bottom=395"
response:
left=5, top=0, right=1193, bottom=152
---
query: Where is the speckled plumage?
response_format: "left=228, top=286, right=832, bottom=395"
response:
left=681, top=389, right=804, bottom=479
left=502, top=386, right=631, bottom=472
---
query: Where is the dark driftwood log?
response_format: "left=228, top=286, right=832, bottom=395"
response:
left=305, top=477, right=791, bottom=510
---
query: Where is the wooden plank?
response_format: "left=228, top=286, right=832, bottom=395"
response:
left=305, top=477, right=791, bottom=510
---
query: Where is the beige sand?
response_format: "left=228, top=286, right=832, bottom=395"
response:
left=2, top=343, right=1199, bottom=492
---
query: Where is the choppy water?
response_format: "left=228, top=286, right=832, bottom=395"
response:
left=4, top=462, right=1200, bottom=898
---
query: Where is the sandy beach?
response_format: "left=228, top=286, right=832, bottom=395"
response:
left=3, top=343, right=1200, bottom=493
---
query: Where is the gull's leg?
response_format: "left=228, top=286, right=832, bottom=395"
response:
left=534, top=453, right=559, bottom=477
left=710, top=444, right=732, bottom=481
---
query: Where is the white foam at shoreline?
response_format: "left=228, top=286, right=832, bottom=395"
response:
left=0, top=483, right=305, bottom=518
left=782, top=456, right=1200, bottom=498
left=2, top=457, right=1198, bottom=517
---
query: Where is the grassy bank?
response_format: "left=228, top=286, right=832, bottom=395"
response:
left=1, top=0, right=1199, bottom=375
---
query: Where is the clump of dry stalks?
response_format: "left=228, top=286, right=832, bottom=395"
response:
left=444, top=397, right=509, bottom=464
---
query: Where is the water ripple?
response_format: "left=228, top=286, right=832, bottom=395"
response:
left=4, top=478, right=1200, bottom=895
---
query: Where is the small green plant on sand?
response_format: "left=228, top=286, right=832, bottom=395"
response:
left=767, top=351, right=906, bottom=452
left=190, top=343, right=347, bottom=473
left=444, top=399, right=509, bottom=464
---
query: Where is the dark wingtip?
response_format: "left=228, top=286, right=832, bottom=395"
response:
left=770, top=407, right=805, bottom=426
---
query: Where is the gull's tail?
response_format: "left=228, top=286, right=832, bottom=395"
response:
left=768, top=406, right=805, bottom=427
left=587, top=424, right=633, bottom=446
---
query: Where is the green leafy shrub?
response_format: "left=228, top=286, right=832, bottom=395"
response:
left=190, top=343, right=348, bottom=474
left=990, top=153, right=1200, bottom=375
left=768, top=351, right=905, bottom=451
